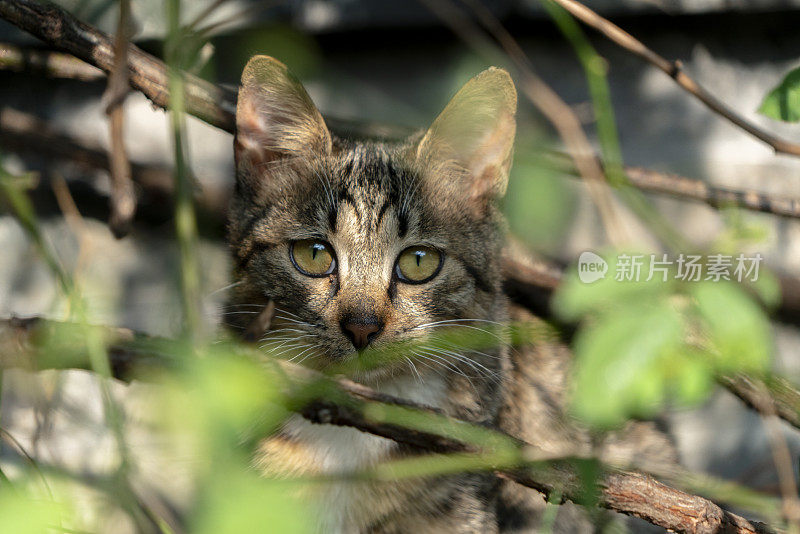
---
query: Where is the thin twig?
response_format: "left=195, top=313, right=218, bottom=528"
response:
left=459, top=0, right=689, bottom=253
left=50, top=175, right=93, bottom=280
left=103, top=0, right=135, bottom=238
left=548, top=0, right=800, bottom=157
left=720, top=374, right=800, bottom=447
left=624, top=165, right=800, bottom=218
left=184, top=0, right=227, bottom=31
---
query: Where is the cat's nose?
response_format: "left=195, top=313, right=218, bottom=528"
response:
left=341, top=318, right=383, bottom=350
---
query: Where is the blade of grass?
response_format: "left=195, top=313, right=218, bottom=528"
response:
left=165, top=0, right=203, bottom=341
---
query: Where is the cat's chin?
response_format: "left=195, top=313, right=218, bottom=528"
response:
left=344, top=359, right=419, bottom=387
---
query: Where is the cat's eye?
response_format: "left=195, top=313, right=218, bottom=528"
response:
left=291, top=239, right=336, bottom=277
left=395, top=246, right=442, bottom=284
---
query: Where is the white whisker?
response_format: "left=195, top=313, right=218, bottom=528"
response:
left=206, top=281, right=244, bottom=298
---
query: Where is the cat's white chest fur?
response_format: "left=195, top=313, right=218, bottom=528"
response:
left=283, top=373, right=448, bottom=533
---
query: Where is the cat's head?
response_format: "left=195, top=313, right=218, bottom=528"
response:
left=228, top=56, right=516, bottom=377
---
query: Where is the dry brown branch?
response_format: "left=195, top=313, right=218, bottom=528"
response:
left=0, top=316, right=776, bottom=534
left=540, top=150, right=800, bottom=220
left=103, top=0, right=135, bottom=238
left=0, top=41, right=103, bottom=80
left=548, top=0, right=800, bottom=158
left=622, top=166, right=800, bottom=218
left=752, top=386, right=800, bottom=527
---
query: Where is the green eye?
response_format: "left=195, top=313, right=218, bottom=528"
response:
left=291, top=240, right=336, bottom=277
left=396, top=246, right=442, bottom=284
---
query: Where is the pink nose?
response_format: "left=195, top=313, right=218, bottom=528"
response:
left=341, top=321, right=382, bottom=350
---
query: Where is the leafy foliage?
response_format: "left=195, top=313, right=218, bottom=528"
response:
left=555, top=254, right=772, bottom=428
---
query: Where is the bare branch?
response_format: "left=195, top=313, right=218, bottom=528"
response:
left=548, top=0, right=800, bottom=158
left=625, top=166, right=800, bottom=218
left=0, top=316, right=776, bottom=534
left=103, top=0, right=135, bottom=238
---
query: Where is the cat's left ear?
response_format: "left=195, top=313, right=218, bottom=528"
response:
left=415, top=67, right=517, bottom=202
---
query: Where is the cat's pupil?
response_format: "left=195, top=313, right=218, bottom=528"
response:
left=415, top=252, right=423, bottom=266
left=310, top=242, right=328, bottom=261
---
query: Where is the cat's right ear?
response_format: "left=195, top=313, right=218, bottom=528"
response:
left=235, top=56, right=331, bottom=183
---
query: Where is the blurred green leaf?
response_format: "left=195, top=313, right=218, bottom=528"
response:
left=759, top=66, right=800, bottom=122
left=159, top=345, right=289, bottom=458
left=505, top=160, right=575, bottom=254
left=690, top=282, right=771, bottom=374
left=554, top=253, right=673, bottom=321
left=194, top=471, right=311, bottom=534
left=0, top=489, right=67, bottom=534
left=219, top=26, right=320, bottom=81
left=571, top=299, right=683, bottom=427
left=747, top=268, right=781, bottom=309
left=670, top=349, right=714, bottom=405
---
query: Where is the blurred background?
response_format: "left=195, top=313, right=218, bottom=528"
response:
left=1, top=0, right=800, bottom=531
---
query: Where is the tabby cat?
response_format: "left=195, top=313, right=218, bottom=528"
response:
left=226, top=56, right=675, bottom=533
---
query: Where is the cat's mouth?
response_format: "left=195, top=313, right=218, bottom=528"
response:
left=259, top=313, right=498, bottom=385
left=260, top=326, right=429, bottom=383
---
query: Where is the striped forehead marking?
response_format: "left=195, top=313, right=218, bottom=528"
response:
left=326, top=143, right=413, bottom=236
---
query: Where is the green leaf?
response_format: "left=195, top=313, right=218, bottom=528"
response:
left=758, top=66, right=800, bottom=122
left=0, top=490, right=67, bottom=534
left=690, top=282, right=772, bottom=374
left=570, top=300, right=683, bottom=428
left=669, top=349, right=714, bottom=405
left=194, top=472, right=311, bottom=534
left=505, top=160, right=575, bottom=254
left=554, top=252, right=672, bottom=321
left=747, top=268, right=781, bottom=310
